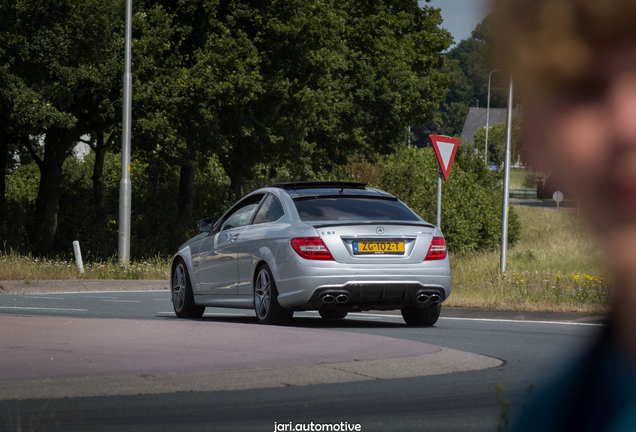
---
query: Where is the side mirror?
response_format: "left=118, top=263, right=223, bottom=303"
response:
left=197, top=218, right=215, bottom=233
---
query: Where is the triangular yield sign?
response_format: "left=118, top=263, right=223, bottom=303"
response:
left=429, top=135, right=459, bottom=181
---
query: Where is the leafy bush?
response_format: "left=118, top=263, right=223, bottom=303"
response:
left=1, top=151, right=235, bottom=259
left=523, top=171, right=539, bottom=189
left=2, top=162, right=39, bottom=251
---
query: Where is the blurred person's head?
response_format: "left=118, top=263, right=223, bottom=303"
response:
left=492, top=0, right=636, bottom=337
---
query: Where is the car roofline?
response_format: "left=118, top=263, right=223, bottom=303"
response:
left=266, top=181, right=367, bottom=190
left=265, top=182, right=396, bottom=199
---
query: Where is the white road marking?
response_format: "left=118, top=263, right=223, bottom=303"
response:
left=438, top=317, right=605, bottom=326
left=203, top=312, right=252, bottom=316
left=0, top=307, right=88, bottom=311
left=23, top=290, right=168, bottom=295
left=100, top=300, right=140, bottom=303
left=29, top=296, right=66, bottom=300
left=157, top=312, right=250, bottom=316
left=337, top=313, right=605, bottom=326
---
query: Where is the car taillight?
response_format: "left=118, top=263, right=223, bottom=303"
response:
left=425, top=236, right=447, bottom=260
left=290, top=237, right=334, bottom=261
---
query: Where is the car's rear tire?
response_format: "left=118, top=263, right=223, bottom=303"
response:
left=172, top=259, right=205, bottom=318
left=401, top=304, right=441, bottom=326
left=254, top=264, right=293, bottom=325
left=319, top=310, right=348, bottom=320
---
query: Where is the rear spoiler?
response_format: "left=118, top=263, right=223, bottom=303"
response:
left=307, top=221, right=435, bottom=229
left=293, top=194, right=397, bottom=201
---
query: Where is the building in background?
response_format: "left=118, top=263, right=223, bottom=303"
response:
left=460, top=106, right=521, bottom=145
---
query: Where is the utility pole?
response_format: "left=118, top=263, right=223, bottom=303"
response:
left=118, top=0, right=132, bottom=266
left=485, top=69, right=500, bottom=166
left=500, top=77, right=513, bottom=273
left=436, top=168, right=442, bottom=228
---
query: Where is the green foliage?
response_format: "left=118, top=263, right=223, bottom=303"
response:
left=2, top=163, right=39, bottom=250
left=0, top=0, right=461, bottom=257
left=0, top=0, right=177, bottom=255
left=134, top=0, right=453, bottom=198
left=523, top=171, right=539, bottom=189
left=376, top=146, right=520, bottom=253
left=1, top=152, right=234, bottom=259
left=473, top=116, right=525, bottom=166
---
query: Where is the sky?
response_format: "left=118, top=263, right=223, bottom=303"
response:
left=419, top=0, right=490, bottom=47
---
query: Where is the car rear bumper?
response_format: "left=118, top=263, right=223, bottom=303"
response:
left=275, top=255, right=451, bottom=310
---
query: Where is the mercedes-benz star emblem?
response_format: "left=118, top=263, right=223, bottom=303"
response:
left=376, top=226, right=385, bottom=235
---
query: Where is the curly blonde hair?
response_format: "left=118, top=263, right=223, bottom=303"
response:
left=492, top=0, right=636, bottom=89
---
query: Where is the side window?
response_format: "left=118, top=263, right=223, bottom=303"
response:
left=252, top=194, right=285, bottom=225
left=219, top=194, right=263, bottom=231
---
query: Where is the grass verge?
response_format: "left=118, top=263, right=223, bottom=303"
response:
left=0, top=252, right=170, bottom=281
left=447, top=205, right=611, bottom=313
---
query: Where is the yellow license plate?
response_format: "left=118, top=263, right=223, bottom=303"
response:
left=353, top=241, right=404, bottom=255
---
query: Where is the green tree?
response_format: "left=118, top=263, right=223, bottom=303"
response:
left=0, top=0, right=125, bottom=255
left=133, top=0, right=262, bottom=227
left=473, top=115, right=525, bottom=166
left=141, top=0, right=453, bottom=200
left=430, top=13, right=510, bottom=137
left=0, top=0, right=174, bottom=255
left=338, top=0, right=452, bottom=159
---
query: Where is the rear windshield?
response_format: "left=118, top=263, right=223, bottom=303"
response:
left=294, top=198, right=420, bottom=221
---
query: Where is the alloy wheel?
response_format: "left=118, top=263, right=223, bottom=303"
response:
left=255, top=268, right=271, bottom=320
left=172, top=263, right=187, bottom=312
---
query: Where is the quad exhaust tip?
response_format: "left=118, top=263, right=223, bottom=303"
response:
left=321, top=293, right=349, bottom=304
left=336, top=294, right=349, bottom=303
left=416, top=293, right=441, bottom=304
left=416, top=294, right=429, bottom=303
left=322, top=294, right=335, bottom=304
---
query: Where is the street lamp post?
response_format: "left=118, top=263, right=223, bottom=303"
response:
left=118, top=0, right=132, bottom=266
left=485, top=69, right=500, bottom=166
left=500, top=77, right=514, bottom=273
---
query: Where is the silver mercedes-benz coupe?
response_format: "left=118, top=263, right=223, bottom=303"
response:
left=170, top=182, right=450, bottom=326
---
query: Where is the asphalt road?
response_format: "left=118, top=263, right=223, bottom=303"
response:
left=0, top=290, right=603, bottom=432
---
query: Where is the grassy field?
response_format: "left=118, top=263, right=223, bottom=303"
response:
left=447, top=205, right=611, bottom=313
left=0, top=206, right=613, bottom=313
left=509, top=168, right=528, bottom=189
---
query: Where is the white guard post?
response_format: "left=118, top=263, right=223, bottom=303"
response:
left=73, top=241, right=84, bottom=274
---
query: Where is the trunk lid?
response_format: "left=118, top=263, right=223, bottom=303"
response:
left=307, top=221, right=437, bottom=265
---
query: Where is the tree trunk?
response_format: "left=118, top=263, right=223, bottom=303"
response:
left=177, top=164, right=196, bottom=225
left=34, top=129, right=76, bottom=256
left=0, top=136, right=7, bottom=221
left=218, top=154, right=247, bottom=200
left=92, top=131, right=109, bottom=223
